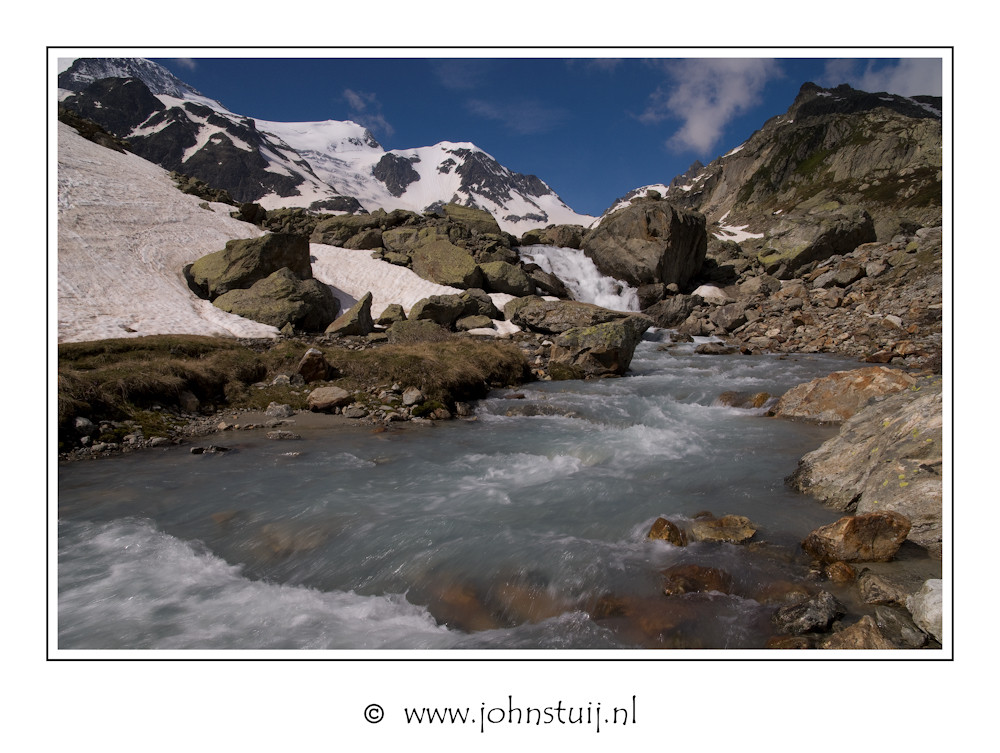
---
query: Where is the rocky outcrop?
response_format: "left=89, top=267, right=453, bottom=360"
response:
left=757, top=204, right=876, bottom=278
left=787, top=378, right=942, bottom=555
left=187, top=234, right=312, bottom=300
left=581, top=199, right=707, bottom=288
left=774, top=366, right=917, bottom=424
left=212, top=268, right=340, bottom=331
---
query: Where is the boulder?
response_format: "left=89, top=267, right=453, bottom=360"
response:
left=772, top=590, right=846, bottom=635
left=441, top=203, right=502, bottom=235
left=307, top=385, right=353, bottom=412
left=582, top=201, right=707, bottom=288
left=709, top=302, right=748, bottom=332
left=187, top=234, right=312, bottom=299
left=410, top=239, right=483, bottom=289
left=376, top=303, right=406, bottom=327
left=689, top=514, right=757, bottom=543
left=647, top=517, right=688, bottom=546
left=758, top=205, right=876, bottom=277
left=479, top=260, right=535, bottom=296
left=455, top=315, right=495, bottom=331
left=548, top=316, right=651, bottom=379
left=773, top=366, right=918, bottom=424
left=309, top=214, right=383, bottom=246
left=325, top=292, right=375, bottom=337
left=873, top=605, right=928, bottom=648
left=786, top=381, right=942, bottom=554
left=505, top=296, right=635, bottom=335
left=410, top=293, right=474, bottom=329
left=812, top=258, right=865, bottom=288
left=801, top=511, right=912, bottom=563
left=906, top=579, right=943, bottom=642
left=212, top=268, right=340, bottom=331
left=820, top=615, right=897, bottom=649
left=524, top=266, right=570, bottom=298
left=297, top=348, right=333, bottom=383
left=643, top=293, right=700, bottom=328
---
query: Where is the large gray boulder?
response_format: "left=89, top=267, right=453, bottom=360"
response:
left=187, top=233, right=312, bottom=299
left=479, top=260, right=535, bottom=296
left=906, top=579, right=943, bottom=642
left=581, top=200, right=707, bottom=288
left=548, top=315, right=651, bottom=379
left=212, top=267, right=339, bottom=331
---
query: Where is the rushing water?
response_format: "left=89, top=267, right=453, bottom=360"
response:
left=519, top=245, right=640, bottom=311
left=58, top=335, right=865, bottom=650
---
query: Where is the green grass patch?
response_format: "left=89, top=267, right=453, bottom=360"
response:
left=58, top=334, right=531, bottom=444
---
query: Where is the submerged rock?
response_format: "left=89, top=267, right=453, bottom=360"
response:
left=689, top=514, right=757, bottom=544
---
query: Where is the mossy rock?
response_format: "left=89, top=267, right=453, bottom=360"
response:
left=309, top=214, right=382, bottom=245
left=410, top=239, right=483, bottom=289
left=212, top=268, right=339, bottom=331
left=479, top=260, right=535, bottom=296
left=441, top=203, right=502, bottom=235
left=188, top=234, right=312, bottom=300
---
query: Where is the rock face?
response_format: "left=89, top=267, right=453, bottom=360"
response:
left=758, top=205, right=876, bottom=276
left=581, top=199, right=707, bottom=288
left=212, top=268, right=339, bottom=331
left=787, top=379, right=942, bottom=554
left=774, top=366, right=917, bottom=424
left=801, top=511, right=912, bottom=563
left=187, top=234, right=312, bottom=300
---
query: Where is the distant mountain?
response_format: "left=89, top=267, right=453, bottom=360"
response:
left=57, top=58, right=594, bottom=232
left=603, top=82, right=942, bottom=244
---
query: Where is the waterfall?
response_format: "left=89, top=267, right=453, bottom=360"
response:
left=519, top=245, right=640, bottom=312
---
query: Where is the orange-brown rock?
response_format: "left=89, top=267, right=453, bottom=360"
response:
left=801, top=511, right=911, bottom=563
left=820, top=615, right=897, bottom=649
left=824, top=561, right=858, bottom=584
left=773, top=366, right=917, bottom=424
left=647, top=517, right=688, bottom=546
left=690, top=514, right=757, bottom=544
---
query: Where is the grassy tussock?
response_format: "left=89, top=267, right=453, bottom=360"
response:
left=326, top=339, right=529, bottom=403
left=58, top=334, right=530, bottom=440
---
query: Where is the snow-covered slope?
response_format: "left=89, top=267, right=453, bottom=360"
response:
left=57, top=122, right=465, bottom=343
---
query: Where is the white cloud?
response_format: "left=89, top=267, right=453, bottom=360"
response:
left=858, top=59, right=942, bottom=97
left=641, top=59, right=782, bottom=154
left=819, top=58, right=942, bottom=97
left=173, top=58, right=198, bottom=71
left=343, top=88, right=395, bottom=138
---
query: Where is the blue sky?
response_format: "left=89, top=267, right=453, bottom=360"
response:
left=150, top=55, right=943, bottom=217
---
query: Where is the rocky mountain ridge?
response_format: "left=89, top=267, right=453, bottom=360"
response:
left=57, top=58, right=592, bottom=233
